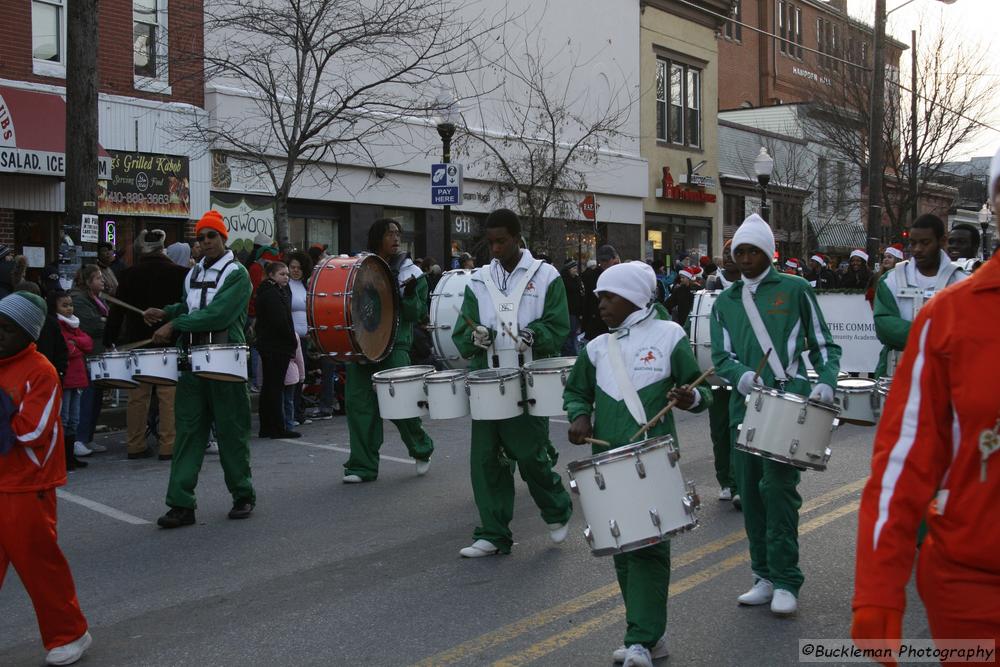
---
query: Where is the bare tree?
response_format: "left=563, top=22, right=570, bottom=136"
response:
left=802, top=15, right=992, bottom=242
left=191, top=0, right=501, bottom=249
left=455, top=30, right=633, bottom=252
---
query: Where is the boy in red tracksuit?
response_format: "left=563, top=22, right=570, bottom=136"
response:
left=0, top=292, right=92, bottom=666
left=852, top=251, right=1000, bottom=663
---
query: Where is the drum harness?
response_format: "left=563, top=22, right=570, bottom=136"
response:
left=185, top=255, right=238, bottom=350
left=740, top=285, right=797, bottom=392
left=606, top=323, right=649, bottom=434
left=481, top=258, right=543, bottom=370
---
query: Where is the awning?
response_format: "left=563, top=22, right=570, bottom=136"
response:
left=0, top=85, right=111, bottom=177
left=811, top=219, right=867, bottom=249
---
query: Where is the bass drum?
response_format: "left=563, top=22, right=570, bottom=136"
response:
left=307, top=254, right=399, bottom=363
left=689, top=290, right=726, bottom=386
left=428, top=269, right=473, bottom=370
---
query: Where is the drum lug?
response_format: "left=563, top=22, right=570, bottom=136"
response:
left=333, top=325, right=353, bottom=331
left=451, top=381, right=457, bottom=395
left=841, top=395, right=849, bottom=410
left=797, top=405, right=808, bottom=424
left=684, top=480, right=701, bottom=513
left=609, top=519, right=621, bottom=541
left=560, top=369, right=568, bottom=386
left=634, top=455, right=646, bottom=479
left=527, top=373, right=533, bottom=388
left=789, top=439, right=799, bottom=455
left=417, top=400, right=428, bottom=408
left=499, top=379, right=505, bottom=396
left=569, top=478, right=579, bottom=495
left=667, top=447, right=680, bottom=467
left=754, top=392, right=763, bottom=412
left=745, top=427, right=755, bottom=443
left=388, top=381, right=395, bottom=397
left=594, top=468, right=605, bottom=490
left=648, top=507, right=660, bottom=528
left=822, top=447, right=832, bottom=464
left=583, top=525, right=594, bottom=546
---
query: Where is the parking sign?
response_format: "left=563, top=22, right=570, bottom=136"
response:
left=431, top=163, right=462, bottom=205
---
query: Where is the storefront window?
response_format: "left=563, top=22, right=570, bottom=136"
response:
left=564, top=229, right=597, bottom=266
left=288, top=217, right=339, bottom=255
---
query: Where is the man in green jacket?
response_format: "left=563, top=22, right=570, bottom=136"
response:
left=451, top=209, right=572, bottom=558
left=710, top=214, right=842, bottom=616
left=145, top=211, right=255, bottom=528
left=342, top=219, right=434, bottom=483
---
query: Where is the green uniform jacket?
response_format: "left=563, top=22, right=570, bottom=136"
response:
left=394, top=274, right=428, bottom=353
left=709, top=268, right=841, bottom=427
left=164, top=262, right=251, bottom=344
left=873, top=271, right=910, bottom=351
left=452, top=275, right=570, bottom=372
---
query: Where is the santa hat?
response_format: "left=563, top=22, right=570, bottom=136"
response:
left=679, top=266, right=702, bottom=281
left=850, top=249, right=869, bottom=262
left=810, top=253, right=826, bottom=266
left=885, top=244, right=904, bottom=260
left=595, top=261, right=655, bottom=309
left=699, top=256, right=710, bottom=267
left=195, top=210, right=228, bottom=240
left=731, top=214, right=775, bottom=261
left=785, top=258, right=801, bottom=270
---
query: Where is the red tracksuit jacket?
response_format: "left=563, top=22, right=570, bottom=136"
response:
left=854, top=254, right=1000, bottom=612
left=0, top=343, right=65, bottom=493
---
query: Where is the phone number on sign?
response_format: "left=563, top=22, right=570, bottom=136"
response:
left=102, top=192, right=171, bottom=205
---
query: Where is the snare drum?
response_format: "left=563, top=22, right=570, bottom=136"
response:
left=88, top=352, right=138, bottom=389
left=423, top=370, right=469, bottom=420
left=307, top=254, right=399, bottom=363
left=372, top=365, right=434, bottom=420
left=689, top=291, right=726, bottom=385
left=835, top=378, right=879, bottom=426
left=428, top=269, right=473, bottom=370
left=567, top=435, right=700, bottom=556
left=466, top=368, right=523, bottom=421
left=189, top=345, right=249, bottom=382
left=736, top=386, right=839, bottom=471
left=131, top=347, right=179, bottom=386
left=806, top=369, right=850, bottom=383
left=522, top=357, right=576, bottom=417
left=875, top=376, right=892, bottom=411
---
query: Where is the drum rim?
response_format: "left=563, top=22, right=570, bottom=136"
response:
left=566, top=434, right=676, bottom=472
left=88, top=351, right=134, bottom=360
left=371, top=365, right=436, bottom=382
left=735, top=441, right=826, bottom=471
left=522, top=357, right=577, bottom=373
left=131, top=348, right=179, bottom=357
left=189, top=344, right=249, bottom=352
left=466, top=368, right=522, bottom=382
left=588, top=521, right=699, bottom=556
left=425, top=369, right=468, bottom=382
left=837, top=378, right=876, bottom=390
left=749, top=385, right=840, bottom=414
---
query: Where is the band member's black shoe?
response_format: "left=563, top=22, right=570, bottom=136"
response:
left=228, top=501, right=254, bottom=520
left=157, top=507, right=196, bottom=529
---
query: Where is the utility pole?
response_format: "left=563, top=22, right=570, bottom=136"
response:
left=65, top=0, right=100, bottom=256
left=910, top=29, right=919, bottom=225
left=867, top=0, right=888, bottom=256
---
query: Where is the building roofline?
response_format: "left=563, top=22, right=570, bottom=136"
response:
left=718, top=118, right=809, bottom=146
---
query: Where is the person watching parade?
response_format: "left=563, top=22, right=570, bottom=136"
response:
left=710, top=213, right=842, bottom=616
left=839, top=250, right=873, bottom=289
left=947, top=223, right=982, bottom=272
left=805, top=253, right=838, bottom=289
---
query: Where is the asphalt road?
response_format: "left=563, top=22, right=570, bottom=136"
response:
left=0, top=405, right=934, bottom=666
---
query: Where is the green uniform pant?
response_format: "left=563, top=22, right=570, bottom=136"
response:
left=166, top=373, right=254, bottom=510
left=344, top=349, right=434, bottom=481
left=709, top=386, right=736, bottom=492
left=470, top=414, right=572, bottom=553
left=733, top=432, right=803, bottom=595
left=614, top=541, right=671, bottom=648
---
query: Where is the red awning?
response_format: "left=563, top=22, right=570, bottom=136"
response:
left=0, top=84, right=110, bottom=177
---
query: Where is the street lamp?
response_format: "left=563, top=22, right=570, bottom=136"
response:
left=435, top=86, right=459, bottom=269
left=979, top=203, right=992, bottom=260
left=753, top=147, right=774, bottom=222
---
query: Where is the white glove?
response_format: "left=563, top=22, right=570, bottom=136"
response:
left=472, top=325, right=492, bottom=350
left=737, top=371, right=762, bottom=396
left=517, top=328, right=534, bottom=353
left=810, top=383, right=835, bottom=404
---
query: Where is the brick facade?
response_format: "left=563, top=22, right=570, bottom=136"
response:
left=0, top=210, right=15, bottom=246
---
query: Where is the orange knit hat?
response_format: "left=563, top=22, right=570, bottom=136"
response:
left=195, top=210, right=228, bottom=240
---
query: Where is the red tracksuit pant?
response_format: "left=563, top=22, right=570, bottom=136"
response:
left=0, top=489, right=88, bottom=650
left=918, top=540, right=1000, bottom=652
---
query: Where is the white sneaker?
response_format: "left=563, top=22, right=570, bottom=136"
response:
left=737, top=577, right=774, bottom=605
left=45, top=631, right=92, bottom=665
left=459, top=539, right=500, bottom=558
left=343, top=474, right=363, bottom=484
left=622, top=644, right=653, bottom=667
left=415, top=459, right=431, bottom=476
left=732, top=494, right=742, bottom=511
left=771, top=589, right=798, bottom=616
left=613, top=634, right=668, bottom=662
left=87, top=442, right=108, bottom=453
left=206, top=441, right=219, bottom=455
left=73, top=441, right=93, bottom=457
left=719, top=487, right=733, bottom=501
left=547, top=522, right=569, bottom=544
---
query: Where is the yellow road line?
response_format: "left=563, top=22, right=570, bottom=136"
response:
left=413, top=477, right=866, bottom=667
left=492, top=499, right=861, bottom=667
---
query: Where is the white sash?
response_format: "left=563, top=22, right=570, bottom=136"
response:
left=482, top=259, right=543, bottom=368
left=740, top=284, right=798, bottom=382
left=606, top=333, right=648, bottom=427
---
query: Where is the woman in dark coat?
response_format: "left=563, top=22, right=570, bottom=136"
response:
left=254, top=261, right=300, bottom=439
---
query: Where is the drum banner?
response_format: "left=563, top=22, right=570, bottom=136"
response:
left=813, top=292, right=880, bottom=373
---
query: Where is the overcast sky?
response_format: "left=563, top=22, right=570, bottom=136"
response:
left=847, top=0, right=1000, bottom=161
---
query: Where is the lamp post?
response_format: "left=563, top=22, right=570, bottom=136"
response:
left=754, top=147, right=774, bottom=223
left=979, top=203, right=992, bottom=260
left=435, top=87, right=459, bottom=268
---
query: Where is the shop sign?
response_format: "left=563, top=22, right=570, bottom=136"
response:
left=658, top=166, right=716, bottom=204
left=579, top=193, right=598, bottom=221
left=211, top=195, right=276, bottom=256
left=98, top=151, right=190, bottom=218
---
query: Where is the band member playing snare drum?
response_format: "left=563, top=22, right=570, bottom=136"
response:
left=451, top=209, right=572, bottom=558
left=709, top=214, right=842, bottom=616
left=342, top=218, right=434, bottom=483
left=563, top=261, right=711, bottom=667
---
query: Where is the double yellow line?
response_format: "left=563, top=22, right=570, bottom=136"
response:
left=413, top=477, right=867, bottom=667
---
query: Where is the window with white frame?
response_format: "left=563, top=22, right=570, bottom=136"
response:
left=31, top=0, right=66, bottom=74
left=656, top=57, right=702, bottom=149
left=133, top=0, right=166, bottom=80
left=777, top=1, right=803, bottom=59
left=724, top=0, right=742, bottom=42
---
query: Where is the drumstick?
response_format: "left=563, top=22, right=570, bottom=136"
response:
left=101, top=293, right=146, bottom=317
left=753, top=348, right=772, bottom=384
left=629, top=367, right=716, bottom=442
left=584, top=437, right=611, bottom=447
left=118, top=338, right=153, bottom=351
left=501, top=321, right=520, bottom=344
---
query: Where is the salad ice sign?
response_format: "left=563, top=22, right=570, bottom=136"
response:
left=98, top=151, right=190, bottom=218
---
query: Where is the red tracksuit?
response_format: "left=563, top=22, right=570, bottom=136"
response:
left=854, top=254, right=1000, bottom=643
left=0, top=343, right=88, bottom=650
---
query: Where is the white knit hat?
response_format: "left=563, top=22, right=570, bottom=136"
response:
left=595, top=261, right=654, bottom=309
left=731, top=213, right=775, bottom=260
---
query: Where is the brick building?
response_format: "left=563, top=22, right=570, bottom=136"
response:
left=0, top=0, right=208, bottom=279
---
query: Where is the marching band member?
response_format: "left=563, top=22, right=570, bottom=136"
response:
left=564, top=261, right=711, bottom=667
left=710, top=214, right=842, bottom=616
left=704, top=240, right=741, bottom=508
left=452, top=209, right=572, bottom=558
left=0, top=292, right=92, bottom=666
left=342, top=219, right=434, bottom=483
left=852, top=248, right=1000, bottom=663
left=145, top=211, right=256, bottom=528
left=947, top=223, right=983, bottom=273
left=873, top=215, right=968, bottom=378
